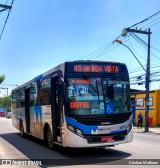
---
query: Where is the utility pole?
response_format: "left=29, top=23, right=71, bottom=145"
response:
left=145, top=28, right=151, bottom=132
left=0, top=4, right=12, bottom=12
left=0, top=1, right=13, bottom=40
left=122, top=28, right=151, bottom=132
left=0, top=87, right=8, bottom=97
left=0, top=4, right=12, bottom=9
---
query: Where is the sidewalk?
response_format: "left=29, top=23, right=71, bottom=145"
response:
left=133, top=126, right=160, bottom=134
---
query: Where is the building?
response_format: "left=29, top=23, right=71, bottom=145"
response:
left=131, top=89, right=160, bottom=127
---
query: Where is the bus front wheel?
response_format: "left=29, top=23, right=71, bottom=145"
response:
left=47, top=127, right=54, bottom=149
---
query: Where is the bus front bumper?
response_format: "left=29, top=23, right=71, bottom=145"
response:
left=64, top=127, right=133, bottom=148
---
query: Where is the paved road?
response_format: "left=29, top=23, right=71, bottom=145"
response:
left=0, top=117, right=160, bottom=168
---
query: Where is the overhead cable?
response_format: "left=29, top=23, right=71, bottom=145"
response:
left=129, top=10, right=160, bottom=28
left=0, top=0, right=14, bottom=40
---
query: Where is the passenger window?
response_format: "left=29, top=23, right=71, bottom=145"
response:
left=40, top=78, right=51, bottom=105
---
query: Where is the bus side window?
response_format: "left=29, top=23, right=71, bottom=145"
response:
left=28, top=83, right=38, bottom=106
left=12, top=92, right=16, bottom=108
left=36, top=81, right=41, bottom=106
left=40, top=78, right=51, bottom=105
left=16, top=91, right=21, bottom=108
left=19, top=90, right=25, bottom=107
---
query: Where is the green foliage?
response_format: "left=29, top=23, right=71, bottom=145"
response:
left=0, top=75, right=5, bottom=84
left=0, top=95, right=11, bottom=111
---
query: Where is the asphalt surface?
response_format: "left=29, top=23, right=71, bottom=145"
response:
left=0, top=117, right=160, bottom=168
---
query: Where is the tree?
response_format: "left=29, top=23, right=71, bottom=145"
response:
left=0, top=95, right=11, bottom=111
left=0, top=75, right=5, bottom=84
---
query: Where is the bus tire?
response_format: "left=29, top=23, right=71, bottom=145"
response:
left=20, top=121, right=25, bottom=137
left=47, top=126, right=54, bottom=149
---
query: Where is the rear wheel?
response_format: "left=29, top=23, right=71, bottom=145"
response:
left=47, top=127, right=54, bottom=149
left=20, top=121, right=25, bottom=137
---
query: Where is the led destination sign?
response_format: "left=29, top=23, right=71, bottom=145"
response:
left=73, top=64, right=119, bottom=73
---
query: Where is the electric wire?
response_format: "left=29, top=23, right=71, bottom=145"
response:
left=0, top=0, right=9, bottom=13
left=129, top=62, right=156, bottom=72
left=131, top=33, right=160, bottom=58
left=92, top=43, right=120, bottom=60
left=80, top=11, right=160, bottom=61
left=140, top=16, right=160, bottom=29
left=127, top=35, right=146, bottom=60
left=0, top=0, right=14, bottom=39
left=131, top=33, right=160, bottom=61
left=86, top=42, right=114, bottom=60
left=80, top=35, right=124, bottom=60
left=130, top=71, right=160, bottom=80
left=129, top=10, right=160, bottom=28
left=91, top=36, right=132, bottom=60
left=79, top=10, right=160, bottom=88
left=148, top=20, right=160, bottom=28
left=80, top=42, right=113, bottom=60
left=132, top=32, right=160, bottom=53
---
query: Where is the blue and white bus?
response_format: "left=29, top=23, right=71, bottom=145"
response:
left=12, top=60, right=133, bottom=148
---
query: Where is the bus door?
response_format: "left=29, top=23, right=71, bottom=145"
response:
left=51, top=77, right=61, bottom=142
left=25, top=88, right=30, bottom=133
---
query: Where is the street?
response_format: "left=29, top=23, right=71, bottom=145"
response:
left=0, top=117, right=160, bottom=168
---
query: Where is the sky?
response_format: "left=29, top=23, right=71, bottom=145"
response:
left=0, top=0, right=160, bottom=97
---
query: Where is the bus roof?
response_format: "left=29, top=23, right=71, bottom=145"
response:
left=12, top=60, right=125, bottom=92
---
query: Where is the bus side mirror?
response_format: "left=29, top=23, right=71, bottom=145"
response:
left=59, top=77, right=64, bottom=84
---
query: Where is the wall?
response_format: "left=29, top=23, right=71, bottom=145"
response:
left=134, top=90, right=160, bottom=127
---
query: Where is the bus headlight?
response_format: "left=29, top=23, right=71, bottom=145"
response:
left=75, top=128, right=83, bottom=136
left=67, top=124, right=83, bottom=137
left=68, top=125, right=74, bottom=132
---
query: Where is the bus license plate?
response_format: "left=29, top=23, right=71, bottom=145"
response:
left=101, top=136, right=113, bottom=142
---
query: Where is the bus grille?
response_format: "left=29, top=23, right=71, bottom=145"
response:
left=85, top=132, right=126, bottom=143
left=76, top=115, right=130, bottom=125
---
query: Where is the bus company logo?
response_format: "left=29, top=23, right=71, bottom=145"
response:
left=91, top=129, right=98, bottom=134
left=101, top=122, right=111, bottom=125
left=98, top=126, right=111, bottom=134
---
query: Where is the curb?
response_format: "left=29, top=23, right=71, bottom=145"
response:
left=133, top=127, right=160, bottom=134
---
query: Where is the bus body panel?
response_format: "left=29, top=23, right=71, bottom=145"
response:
left=12, top=107, right=25, bottom=132
left=63, top=114, right=133, bottom=147
left=64, top=126, right=133, bottom=148
left=63, top=129, right=85, bottom=147
left=33, top=105, right=52, bottom=139
left=12, top=105, right=52, bottom=140
left=65, top=115, right=131, bottom=134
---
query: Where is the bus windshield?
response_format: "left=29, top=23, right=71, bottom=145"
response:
left=103, top=78, right=131, bottom=114
left=66, top=78, right=131, bottom=115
